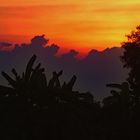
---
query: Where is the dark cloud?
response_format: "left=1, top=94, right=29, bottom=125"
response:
left=0, top=42, right=12, bottom=50
left=0, top=35, right=128, bottom=99
left=0, top=42, right=12, bottom=47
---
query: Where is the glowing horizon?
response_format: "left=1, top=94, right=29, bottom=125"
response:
left=0, top=0, right=140, bottom=53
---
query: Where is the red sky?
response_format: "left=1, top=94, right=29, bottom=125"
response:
left=0, top=0, right=140, bottom=54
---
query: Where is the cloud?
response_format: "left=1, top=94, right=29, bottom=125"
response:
left=0, top=35, right=128, bottom=99
left=0, top=42, right=12, bottom=51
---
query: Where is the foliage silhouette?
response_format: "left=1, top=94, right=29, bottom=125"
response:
left=105, top=25, right=140, bottom=140
left=120, top=25, right=140, bottom=139
left=1, top=26, right=140, bottom=140
left=1, top=55, right=96, bottom=106
left=0, top=55, right=100, bottom=140
left=120, top=26, right=140, bottom=107
left=104, top=82, right=132, bottom=108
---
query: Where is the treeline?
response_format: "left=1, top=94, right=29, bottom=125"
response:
left=0, top=26, right=140, bottom=140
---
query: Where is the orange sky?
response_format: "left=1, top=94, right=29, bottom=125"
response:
left=0, top=0, right=140, bottom=53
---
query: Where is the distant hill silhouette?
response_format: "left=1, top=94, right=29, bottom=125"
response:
left=0, top=35, right=128, bottom=99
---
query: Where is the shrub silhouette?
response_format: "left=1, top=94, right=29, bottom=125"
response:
left=1, top=55, right=95, bottom=107
left=0, top=55, right=100, bottom=140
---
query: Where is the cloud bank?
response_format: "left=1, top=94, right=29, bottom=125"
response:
left=0, top=35, right=128, bottom=99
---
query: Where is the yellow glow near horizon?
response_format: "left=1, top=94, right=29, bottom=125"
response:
left=0, top=0, right=140, bottom=53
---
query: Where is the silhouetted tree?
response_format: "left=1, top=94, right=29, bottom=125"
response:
left=104, top=25, right=140, bottom=140
left=0, top=55, right=100, bottom=140
left=120, top=25, right=140, bottom=139
left=121, top=26, right=140, bottom=100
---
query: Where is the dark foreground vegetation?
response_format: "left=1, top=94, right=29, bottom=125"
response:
left=0, top=26, right=140, bottom=140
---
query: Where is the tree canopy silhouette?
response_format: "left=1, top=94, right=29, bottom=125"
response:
left=105, top=25, right=140, bottom=140
left=121, top=26, right=140, bottom=98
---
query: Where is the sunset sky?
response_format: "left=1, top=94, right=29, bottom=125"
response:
left=0, top=0, right=140, bottom=53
